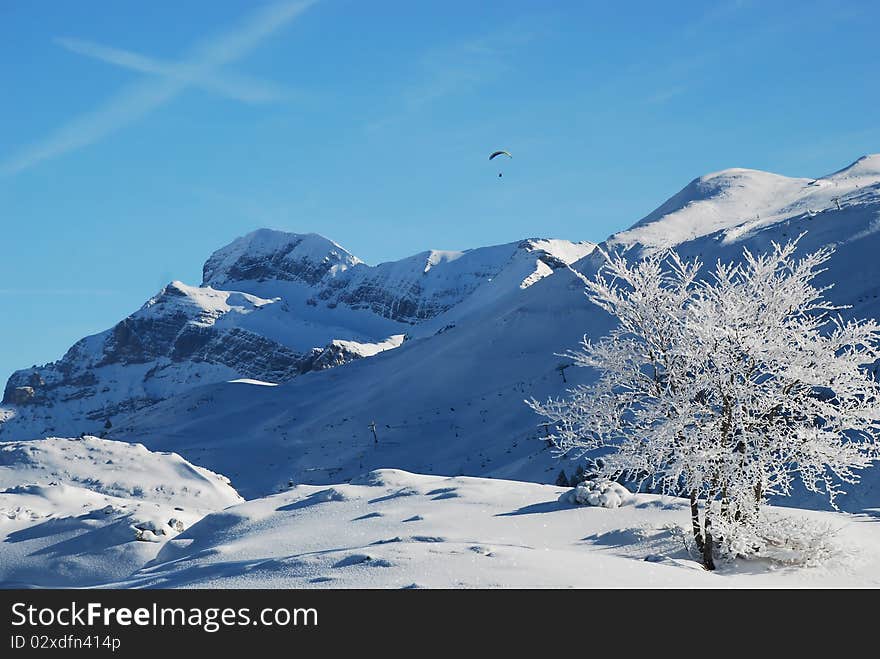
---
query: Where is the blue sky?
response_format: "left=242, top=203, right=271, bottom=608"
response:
left=1, top=0, right=878, bottom=384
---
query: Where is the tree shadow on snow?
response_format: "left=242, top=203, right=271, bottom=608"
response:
left=579, top=526, right=697, bottom=569
left=496, top=493, right=573, bottom=517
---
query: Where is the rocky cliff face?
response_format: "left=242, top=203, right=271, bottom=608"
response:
left=1, top=282, right=306, bottom=429
left=0, top=231, right=593, bottom=440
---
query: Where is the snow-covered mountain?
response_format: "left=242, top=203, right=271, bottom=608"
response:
left=3, top=154, right=880, bottom=590
left=610, top=154, right=880, bottom=253
left=87, top=154, right=880, bottom=512
left=603, top=154, right=880, bottom=321
left=3, top=155, right=879, bottom=510
left=0, top=231, right=593, bottom=440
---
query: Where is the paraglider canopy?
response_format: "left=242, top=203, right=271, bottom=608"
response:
left=490, top=150, right=512, bottom=178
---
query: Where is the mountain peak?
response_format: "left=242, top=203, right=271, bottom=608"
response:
left=202, top=229, right=362, bottom=288
left=604, top=153, right=880, bottom=255
left=697, top=166, right=775, bottom=181
left=825, top=154, right=880, bottom=180
left=611, top=166, right=808, bottom=251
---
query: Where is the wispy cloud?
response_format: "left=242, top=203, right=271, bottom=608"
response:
left=646, top=85, right=688, bottom=105
left=1, top=0, right=316, bottom=177
left=405, top=23, right=540, bottom=108
left=367, top=17, right=548, bottom=133
left=682, top=0, right=755, bottom=37
left=622, top=0, right=842, bottom=108
left=55, top=37, right=287, bottom=104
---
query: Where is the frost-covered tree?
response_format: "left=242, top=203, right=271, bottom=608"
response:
left=529, top=237, right=880, bottom=569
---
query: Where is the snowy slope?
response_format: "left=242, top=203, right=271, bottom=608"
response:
left=8, top=468, right=874, bottom=589
left=0, top=436, right=241, bottom=587
left=3, top=456, right=877, bottom=588
left=1, top=231, right=592, bottom=441
left=104, top=155, right=880, bottom=515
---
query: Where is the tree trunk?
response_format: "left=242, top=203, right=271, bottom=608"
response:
left=689, top=491, right=704, bottom=553
left=702, top=513, right=716, bottom=571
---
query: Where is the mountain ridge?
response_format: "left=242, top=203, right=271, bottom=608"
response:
left=1, top=232, right=593, bottom=439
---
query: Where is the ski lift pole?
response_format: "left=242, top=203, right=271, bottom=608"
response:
left=556, top=363, right=571, bottom=383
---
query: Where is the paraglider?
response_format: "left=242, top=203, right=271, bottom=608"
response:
left=489, top=150, right=511, bottom=177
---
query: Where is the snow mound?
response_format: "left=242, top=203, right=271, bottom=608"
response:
left=0, top=437, right=242, bottom=587
left=571, top=479, right=632, bottom=508
left=0, top=436, right=242, bottom=510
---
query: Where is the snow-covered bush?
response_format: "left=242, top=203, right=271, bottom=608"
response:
left=571, top=478, right=631, bottom=508
left=529, top=236, right=880, bottom=570
left=752, top=513, right=844, bottom=568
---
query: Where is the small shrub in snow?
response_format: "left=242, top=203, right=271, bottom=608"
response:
left=752, top=514, right=844, bottom=568
left=571, top=479, right=631, bottom=508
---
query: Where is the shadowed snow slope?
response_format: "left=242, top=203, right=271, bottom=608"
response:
left=110, top=263, right=614, bottom=499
